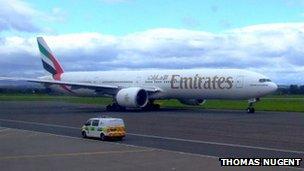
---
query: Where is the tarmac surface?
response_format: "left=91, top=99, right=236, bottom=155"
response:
left=0, top=101, right=303, bottom=170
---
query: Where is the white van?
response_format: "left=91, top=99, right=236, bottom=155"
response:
left=81, top=117, right=126, bottom=140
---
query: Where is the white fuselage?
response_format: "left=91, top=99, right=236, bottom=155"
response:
left=44, top=69, right=278, bottom=100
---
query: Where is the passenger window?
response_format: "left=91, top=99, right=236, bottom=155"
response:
left=92, top=120, right=99, bottom=127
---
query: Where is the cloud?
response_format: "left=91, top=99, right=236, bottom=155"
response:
left=0, top=23, right=304, bottom=84
left=48, top=7, right=68, bottom=23
left=0, top=0, right=41, bottom=32
left=0, top=0, right=68, bottom=33
left=283, top=0, right=304, bottom=7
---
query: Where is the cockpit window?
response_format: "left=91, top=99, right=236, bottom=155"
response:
left=259, top=78, right=271, bottom=82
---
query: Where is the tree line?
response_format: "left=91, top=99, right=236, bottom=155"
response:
left=276, top=85, right=304, bottom=95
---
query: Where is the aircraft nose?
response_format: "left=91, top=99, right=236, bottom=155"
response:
left=269, top=82, right=278, bottom=93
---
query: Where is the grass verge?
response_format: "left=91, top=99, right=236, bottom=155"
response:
left=0, top=94, right=303, bottom=112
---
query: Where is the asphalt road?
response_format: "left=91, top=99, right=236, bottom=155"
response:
left=0, top=101, right=303, bottom=170
left=2, top=128, right=295, bottom=171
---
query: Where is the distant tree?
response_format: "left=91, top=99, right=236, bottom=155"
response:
left=289, top=85, right=299, bottom=94
left=299, top=85, right=304, bottom=94
left=276, top=88, right=288, bottom=95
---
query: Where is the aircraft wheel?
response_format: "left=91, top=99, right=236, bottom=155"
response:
left=106, top=104, right=125, bottom=111
left=153, top=104, right=160, bottom=110
left=247, top=107, right=255, bottom=113
left=142, top=103, right=160, bottom=111
left=106, top=105, right=113, bottom=111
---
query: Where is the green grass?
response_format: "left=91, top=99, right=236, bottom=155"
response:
left=0, top=93, right=303, bottom=112
left=265, top=94, right=304, bottom=98
left=0, top=94, right=112, bottom=105
left=157, top=97, right=304, bottom=112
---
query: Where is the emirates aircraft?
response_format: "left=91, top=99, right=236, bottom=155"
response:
left=0, top=37, right=278, bottom=113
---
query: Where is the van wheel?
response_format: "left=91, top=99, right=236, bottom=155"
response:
left=247, top=107, right=255, bottom=113
left=100, top=133, right=106, bottom=141
left=82, top=131, right=87, bottom=138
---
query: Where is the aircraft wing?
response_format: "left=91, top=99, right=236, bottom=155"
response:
left=0, top=77, right=161, bottom=95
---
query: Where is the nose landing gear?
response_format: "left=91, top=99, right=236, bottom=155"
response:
left=247, top=98, right=259, bottom=113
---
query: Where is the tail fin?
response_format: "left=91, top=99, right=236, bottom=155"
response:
left=37, top=37, right=64, bottom=80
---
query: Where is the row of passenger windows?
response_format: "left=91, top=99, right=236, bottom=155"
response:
left=99, top=80, right=173, bottom=84
left=96, top=80, right=178, bottom=84
left=145, top=80, right=178, bottom=84
left=102, top=81, right=133, bottom=84
left=92, top=79, right=270, bottom=84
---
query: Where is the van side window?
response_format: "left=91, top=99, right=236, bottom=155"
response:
left=92, top=120, right=99, bottom=126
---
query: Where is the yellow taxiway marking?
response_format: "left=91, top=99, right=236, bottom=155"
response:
left=0, top=149, right=155, bottom=160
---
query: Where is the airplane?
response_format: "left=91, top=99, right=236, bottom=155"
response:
left=0, top=37, right=278, bottom=113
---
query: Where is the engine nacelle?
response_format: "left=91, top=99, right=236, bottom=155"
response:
left=116, top=87, right=148, bottom=108
left=178, top=99, right=206, bottom=106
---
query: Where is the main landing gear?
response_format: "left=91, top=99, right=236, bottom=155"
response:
left=247, top=98, right=260, bottom=113
left=141, top=100, right=160, bottom=111
left=106, top=103, right=126, bottom=111
left=106, top=101, right=160, bottom=111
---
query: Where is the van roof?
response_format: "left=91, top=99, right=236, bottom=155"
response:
left=90, top=117, right=123, bottom=121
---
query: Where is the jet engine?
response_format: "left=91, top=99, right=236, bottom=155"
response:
left=116, top=87, right=148, bottom=108
left=178, top=99, right=206, bottom=106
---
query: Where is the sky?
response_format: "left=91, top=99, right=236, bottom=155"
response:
left=0, top=0, right=304, bottom=84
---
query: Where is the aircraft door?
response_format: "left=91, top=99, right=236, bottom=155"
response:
left=236, top=76, right=244, bottom=88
